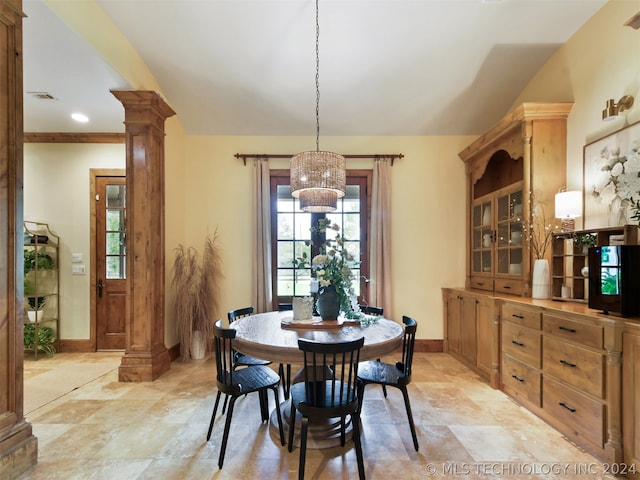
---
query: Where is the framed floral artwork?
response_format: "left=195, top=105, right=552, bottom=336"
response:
left=583, top=120, right=640, bottom=229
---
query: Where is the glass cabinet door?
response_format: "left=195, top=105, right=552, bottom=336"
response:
left=496, top=189, right=523, bottom=275
left=472, top=200, right=493, bottom=274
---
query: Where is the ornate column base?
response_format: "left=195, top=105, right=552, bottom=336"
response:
left=0, top=421, right=38, bottom=478
left=118, top=347, right=171, bottom=382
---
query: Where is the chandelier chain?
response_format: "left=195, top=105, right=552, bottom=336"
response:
left=315, top=0, right=320, bottom=152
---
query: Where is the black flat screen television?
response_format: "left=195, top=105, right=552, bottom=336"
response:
left=588, top=245, right=640, bottom=317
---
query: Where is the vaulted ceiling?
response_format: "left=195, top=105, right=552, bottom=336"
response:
left=23, top=0, right=608, bottom=136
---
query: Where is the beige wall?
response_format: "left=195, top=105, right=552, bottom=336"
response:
left=512, top=0, right=640, bottom=229
left=181, top=135, right=470, bottom=340
left=24, top=143, right=125, bottom=339
left=24, top=0, right=640, bottom=346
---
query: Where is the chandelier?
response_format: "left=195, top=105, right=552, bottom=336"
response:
left=290, top=0, right=346, bottom=213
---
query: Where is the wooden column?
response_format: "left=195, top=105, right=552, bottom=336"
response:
left=0, top=0, right=38, bottom=476
left=111, top=90, right=175, bottom=382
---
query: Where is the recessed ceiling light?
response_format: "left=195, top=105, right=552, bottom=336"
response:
left=71, top=113, right=89, bottom=123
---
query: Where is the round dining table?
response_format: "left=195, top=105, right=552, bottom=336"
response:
left=231, top=310, right=404, bottom=364
left=229, top=310, right=404, bottom=449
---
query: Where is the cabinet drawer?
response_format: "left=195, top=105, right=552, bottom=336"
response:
left=501, top=303, right=541, bottom=330
left=495, top=278, right=525, bottom=296
left=502, top=354, right=541, bottom=407
left=470, top=275, right=493, bottom=292
left=543, top=376, right=604, bottom=448
left=543, top=336, right=604, bottom=398
left=502, top=321, right=541, bottom=368
left=543, top=314, right=603, bottom=349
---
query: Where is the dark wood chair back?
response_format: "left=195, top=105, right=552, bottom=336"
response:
left=297, top=337, right=364, bottom=415
left=213, top=320, right=240, bottom=395
left=398, top=315, right=417, bottom=383
left=228, top=306, right=254, bottom=323
left=359, top=305, right=383, bottom=316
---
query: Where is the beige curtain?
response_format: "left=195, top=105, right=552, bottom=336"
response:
left=369, top=157, right=392, bottom=314
left=252, top=158, right=272, bottom=312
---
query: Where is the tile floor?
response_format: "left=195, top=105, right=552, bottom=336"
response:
left=19, top=352, right=616, bottom=479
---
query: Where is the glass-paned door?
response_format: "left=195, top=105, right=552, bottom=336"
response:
left=472, top=199, right=493, bottom=274
left=96, top=175, right=127, bottom=350
left=271, top=172, right=369, bottom=310
left=496, top=188, right=523, bottom=275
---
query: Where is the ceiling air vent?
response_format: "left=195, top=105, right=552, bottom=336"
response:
left=27, top=91, right=57, bottom=100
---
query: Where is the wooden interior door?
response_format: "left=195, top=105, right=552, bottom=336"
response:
left=96, top=176, right=127, bottom=350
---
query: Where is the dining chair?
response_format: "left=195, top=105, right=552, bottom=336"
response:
left=358, top=304, right=383, bottom=316
left=207, top=320, right=285, bottom=469
left=222, top=307, right=273, bottom=414
left=358, top=305, right=387, bottom=397
left=288, top=337, right=366, bottom=480
left=277, top=303, right=293, bottom=400
left=357, top=315, right=419, bottom=451
left=227, top=307, right=272, bottom=369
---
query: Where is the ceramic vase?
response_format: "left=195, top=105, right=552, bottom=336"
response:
left=190, top=330, right=206, bottom=360
left=532, top=258, right=551, bottom=299
left=317, top=285, right=340, bottom=320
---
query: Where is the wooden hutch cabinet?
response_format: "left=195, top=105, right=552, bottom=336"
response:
left=459, top=102, right=573, bottom=297
left=623, top=321, right=640, bottom=479
left=443, top=288, right=499, bottom=388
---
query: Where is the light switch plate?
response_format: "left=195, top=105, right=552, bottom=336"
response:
left=72, top=264, right=86, bottom=275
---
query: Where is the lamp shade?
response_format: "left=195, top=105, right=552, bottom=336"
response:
left=555, top=191, right=582, bottom=219
left=290, top=150, right=346, bottom=212
left=299, top=189, right=338, bottom=213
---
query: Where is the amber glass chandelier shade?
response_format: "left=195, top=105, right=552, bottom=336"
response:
left=290, top=150, right=346, bottom=204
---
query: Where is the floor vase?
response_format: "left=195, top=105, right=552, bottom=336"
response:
left=532, top=258, right=551, bottom=299
left=190, top=330, right=206, bottom=360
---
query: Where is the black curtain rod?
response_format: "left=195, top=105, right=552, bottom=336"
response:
left=234, top=153, right=403, bottom=166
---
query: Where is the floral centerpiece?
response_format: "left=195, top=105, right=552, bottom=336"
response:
left=295, top=219, right=360, bottom=319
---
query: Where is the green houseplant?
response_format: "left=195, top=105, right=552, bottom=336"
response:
left=23, top=324, right=56, bottom=357
left=23, top=248, right=56, bottom=321
left=573, top=232, right=597, bottom=253
left=294, top=219, right=360, bottom=319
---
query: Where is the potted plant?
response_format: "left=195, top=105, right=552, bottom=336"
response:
left=23, top=248, right=56, bottom=322
left=24, top=279, right=47, bottom=323
left=23, top=324, right=56, bottom=357
left=573, top=232, right=597, bottom=254
left=294, top=219, right=360, bottom=320
left=172, top=230, right=223, bottom=361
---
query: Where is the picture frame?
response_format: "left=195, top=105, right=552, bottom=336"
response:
left=583, top=120, right=640, bottom=229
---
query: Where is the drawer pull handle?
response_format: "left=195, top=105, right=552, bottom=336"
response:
left=511, top=340, right=525, bottom=347
left=560, top=359, right=576, bottom=368
left=559, top=402, right=576, bottom=413
left=511, top=375, right=524, bottom=383
left=558, top=326, right=577, bottom=333
left=503, top=285, right=511, bottom=289
left=512, top=314, right=524, bottom=319
left=476, top=282, right=485, bottom=286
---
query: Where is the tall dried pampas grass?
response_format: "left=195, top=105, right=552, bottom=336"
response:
left=172, top=230, right=223, bottom=361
